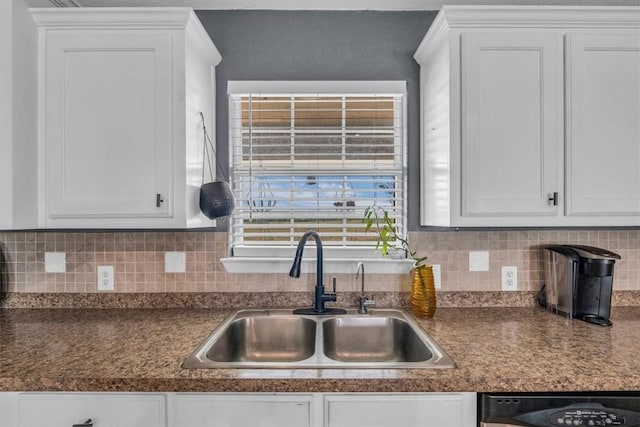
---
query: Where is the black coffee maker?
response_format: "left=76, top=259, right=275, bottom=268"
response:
left=542, top=245, right=621, bottom=326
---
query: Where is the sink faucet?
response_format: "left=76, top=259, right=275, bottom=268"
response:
left=289, top=231, right=346, bottom=315
left=356, top=262, right=375, bottom=314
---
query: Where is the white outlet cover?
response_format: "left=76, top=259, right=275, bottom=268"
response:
left=97, top=265, right=114, bottom=291
left=432, top=264, right=442, bottom=289
left=165, top=251, right=186, bottom=273
left=44, top=252, right=66, bottom=273
left=469, top=251, right=489, bottom=272
left=501, top=266, right=518, bottom=291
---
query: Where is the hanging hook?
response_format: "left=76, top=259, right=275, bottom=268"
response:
left=199, top=112, right=229, bottom=183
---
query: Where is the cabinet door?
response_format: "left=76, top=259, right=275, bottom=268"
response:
left=460, top=33, right=563, bottom=217
left=44, top=31, right=173, bottom=224
left=566, top=32, right=640, bottom=218
left=324, top=393, right=476, bottom=427
left=171, top=393, right=316, bottom=427
left=1, top=392, right=166, bottom=427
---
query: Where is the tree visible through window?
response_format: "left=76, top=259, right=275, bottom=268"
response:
left=228, top=82, right=406, bottom=254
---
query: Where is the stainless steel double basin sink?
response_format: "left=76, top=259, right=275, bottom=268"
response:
left=182, top=309, right=455, bottom=369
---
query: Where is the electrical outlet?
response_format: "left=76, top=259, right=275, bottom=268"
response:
left=97, top=266, right=114, bottom=291
left=501, top=266, right=517, bottom=291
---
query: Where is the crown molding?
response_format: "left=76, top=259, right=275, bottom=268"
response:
left=24, top=0, right=640, bottom=11
left=414, top=8, right=450, bottom=63
left=185, top=8, right=221, bottom=65
left=438, top=5, right=640, bottom=29
left=415, top=5, right=640, bottom=62
left=30, top=7, right=196, bottom=28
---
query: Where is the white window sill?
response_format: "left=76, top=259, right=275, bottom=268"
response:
left=220, top=257, right=415, bottom=274
left=222, top=246, right=415, bottom=274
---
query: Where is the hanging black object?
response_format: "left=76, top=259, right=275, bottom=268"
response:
left=198, top=112, right=235, bottom=219
left=200, top=180, right=235, bottom=219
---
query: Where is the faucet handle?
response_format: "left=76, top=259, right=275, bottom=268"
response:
left=332, top=277, right=337, bottom=293
left=358, top=294, right=376, bottom=314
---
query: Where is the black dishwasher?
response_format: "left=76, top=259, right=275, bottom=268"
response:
left=479, top=393, right=640, bottom=427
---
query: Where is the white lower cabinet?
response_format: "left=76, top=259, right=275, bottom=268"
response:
left=324, top=393, right=476, bottom=427
left=0, top=392, right=477, bottom=427
left=169, top=392, right=476, bottom=427
left=170, top=393, right=317, bottom=427
left=0, top=393, right=166, bottom=427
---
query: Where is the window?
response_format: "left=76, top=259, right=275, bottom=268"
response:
left=223, top=81, right=409, bottom=273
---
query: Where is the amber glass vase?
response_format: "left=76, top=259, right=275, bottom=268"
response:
left=410, top=265, right=437, bottom=318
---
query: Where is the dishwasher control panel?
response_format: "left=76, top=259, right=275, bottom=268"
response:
left=517, top=403, right=636, bottom=427
left=548, top=406, right=625, bottom=426
left=480, top=394, right=640, bottom=427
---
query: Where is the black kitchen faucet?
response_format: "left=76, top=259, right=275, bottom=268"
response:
left=289, top=231, right=346, bottom=315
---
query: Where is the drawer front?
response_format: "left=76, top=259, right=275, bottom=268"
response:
left=9, top=393, right=165, bottom=427
left=325, top=393, right=477, bottom=427
left=171, top=393, right=315, bottom=427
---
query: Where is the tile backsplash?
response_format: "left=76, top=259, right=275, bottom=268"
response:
left=0, top=230, right=638, bottom=294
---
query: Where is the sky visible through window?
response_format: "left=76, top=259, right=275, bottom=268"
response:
left=243, top=175, right=396, bottom=213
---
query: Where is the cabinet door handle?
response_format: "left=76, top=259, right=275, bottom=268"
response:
left=548, top=192, right=559, bottom=206
left=156, top=193, right=164, bottom=207
left=72, top=419, right=93, bottom=427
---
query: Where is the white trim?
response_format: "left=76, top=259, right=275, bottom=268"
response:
left=416, top=5, right=640, bottom=64
left=2, top=0, right=39, bottom=230
left=36, top=13, right=47, bottom=227
left=233, top=245, right=386, bottom=258
left=24, top=1, right=640, bottom=11
left=437, top=5, right=640, bottom=29
left=221, top=257, right=415, bottom=274
left=30, top=7, right=196, bottom=28
left=26, top=0, right=445, bottom=10
left=0, top=0, right=13, bottom=228
left=227, top=88, right=407, bottom=249
left=413, top=9, right=450, bottom=63
left=185, top=9, right=221, bottom=65
left=29, top=5, right=223, bottom=66
left=227, top=80, right=407, bottom=95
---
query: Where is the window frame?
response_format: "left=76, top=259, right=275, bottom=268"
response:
left=221, top=81, right=412, bottom=274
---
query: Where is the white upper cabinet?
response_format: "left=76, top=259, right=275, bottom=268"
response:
left=43, top=31, right=174, bottom=222
left=31, top=8, right=221, bottom=229
left=565, top=32, right=640, bottom=218
left=415, top=6, right=640, bottom=227
left=460, top=32, right=562, bottom=219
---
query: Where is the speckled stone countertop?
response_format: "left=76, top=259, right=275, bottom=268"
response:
left=1, top=305, right=639, bottom=393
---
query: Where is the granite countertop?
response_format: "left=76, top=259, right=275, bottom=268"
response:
left=0, top=305, right=639, bottom=393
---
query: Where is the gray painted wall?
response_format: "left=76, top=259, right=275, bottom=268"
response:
left=195, top=10, right=437, bottom=231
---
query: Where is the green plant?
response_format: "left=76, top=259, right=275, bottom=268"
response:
left=363, top=206, right=427, bottom=268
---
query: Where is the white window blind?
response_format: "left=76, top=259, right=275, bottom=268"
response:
left=228, top=82, right=406, bottom=252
